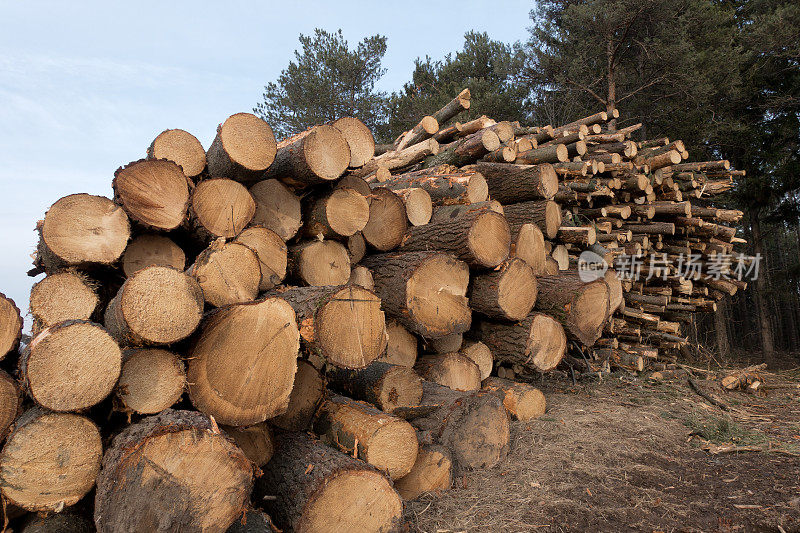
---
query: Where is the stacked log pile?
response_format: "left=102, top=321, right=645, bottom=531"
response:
left=0, top=88, right=748, bottom=531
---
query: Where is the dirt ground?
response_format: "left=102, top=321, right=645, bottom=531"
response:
left=405, top=354, right=800, bottom=532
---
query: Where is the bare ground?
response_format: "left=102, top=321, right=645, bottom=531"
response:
left=405, top=358, right=800, bottom=533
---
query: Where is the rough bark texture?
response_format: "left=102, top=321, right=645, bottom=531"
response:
left=535, top=273, right=610, bottom=346
left=476, top=312, right=567, bottom=372
left=469, top=162, right=558, bottom=202
left=376, top=169, right=488, bottom=206
left=502, top=200, right=562, bottom=240
left=326, top=361, right=424, bottom=412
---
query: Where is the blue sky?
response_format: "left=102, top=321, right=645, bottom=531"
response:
left=0, top=1, right=532, bottom=324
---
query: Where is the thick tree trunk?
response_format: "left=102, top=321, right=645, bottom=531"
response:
left=414, top=353, right=481, bottom=391
left=502, top=200, right=562, bottom=239
left=113, top=159, right=191, bottom=231
left=361, top=251, right=471, bottom=339
left=332, top=116, right=375, bottom=168
left=207, top=112, right=276, bottom=183
left=188, top=178, right=256, bottom=242
left=255, top=432, right=403, bottom=533
left=467, top=162, right=558, bottom=202
left=187, top=298, right=300, bottom=426
left=326, top=361, right=423, bottom=412
left=288, top=239, right=351, bottom=287
left=265, top=125, right=350, bottom=187
left=301, top=188, right=370, bottom=239
left=476, top=312, right=566, bottom=371
left=469, top=257, right=537, bottom=321
left=94, top=410, right=253, bottom=533
left=267, top=285, right=386, bottom=369
left=535, top=273, right=610, bottom=346
left=362, top=187, right=408, bottom=251
left=510, top=222, right=547, bottom=275
left=313, top=393, right=419, bottom=479
left=749, top=207, right=775, bottom=363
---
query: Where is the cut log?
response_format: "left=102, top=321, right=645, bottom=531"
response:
left=394, top=444, right=453, bottom=500
left=510, top=222, right=547, bottom=275
left=121, top=234, right=186, bottom=276
left=395, top=116, right=438, bottom=151
left=189, top=178, right=255, bottom=241
left=346, top=232, right=367, bottom=263
left=147, top=128, right=206, bottom=179
left=302, top=187, right=369, bottom=239
left=105, top=265, right=204, bottom=346
left=481, top=377, right=546, bottom=421
left=0, top=370, right=20, bottom=441
left=415, top=353, right=481, bottom=391
left=469, top=162, right=558, bottom=202
left=249, top=179, right=303, bottom=241
left=378, top=169, right=488, bottom=206
left=222, top=422, right=274, bottom=467
left=362, top=251, right=471, bottom=339
left=477, top=312, right=566, bottom=372
left=503, top=200, right=562, bottom=239
left=313, top=394, right=418, bottom=479
left=269, top=285, right=386, bottom=369
left=399, top=203, right=510, bottom=268
left=21, top=321, right=121, bottom=412
left=379, top=320, right=418, bottom=367
left=460, top=340, right=494, bottom=381
left=0, top=409, right=101, bottom=512
left=288, top=239, right=351, bottom=286
left=234, top=225, right=288, bottom=291
left=36, top=194, right=130, bottom=272
left=207, top=112, right=276, bottom=182
left=117, top=348, right=185, bottom=415
left=336, top=174, right=372, bottom=196
left=427, top=333, right=463, bottom=353
left=469, top=257, right=537, bottom=321
left=431, top=88, right=471, bottom=125
left=362, top=187, right=408, bottom=251
left=0, top=293, right=21, bottom=361
left=423, top=129, right=500, bottom=168
left=457, top=115, right=496, bottom=137
left=269, top=359, right=326, bottom=431
left=348, top=264, right=375, bottom=290
left=536, top=274, right=609, bottom=346
left=605, top=268, right=624, bottom=313
left=94, top=410, right=253, bottom=533
left=187, top=297, right=300, bottom=426
left=256, top=432, right=403, bottom=532
left=352, top=139, right=439, bottom=178
left=326, top=361, right=423, bottom=412
left=332, top=117, right=375, bottom=168
left=394, top=187, right=433, bottom=226
left=29, top=271, right=98, bottom=332
left=188, top=240, right=262, bottom=306
left=399, top=382, right=510, bottom=470
left=113, top=159, right=191, bottom=230
left=266, top=125, right=350, bottom=186
left=515, top=143, right=568, bottom=164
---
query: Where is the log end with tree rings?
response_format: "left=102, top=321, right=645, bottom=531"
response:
left=212, top=112, right=277, bottom=177
left=22, top=321, right=121, bottom=412
left=235, top=226, right=288, bottom=291
left=404, top=253, right=471, bottom=339
left=105, top=265, right=204, bottom=345
left=191, top=178, right=256, bottom=239
left=113, top=159, right=190, bottom=231
left=466, top=209, right=511, bottom=267
left=38, top=194, right=130, bottom=269
left=249, top=179, right=303, bottom=241
left=332, top=117, right=375, bottom=168
left=147, top=128, right=207, bottom=179
left=121, top=234, right=186, bottom=276
left=29, top=272, right=98, bottom=332
left=0, top=410, right=102, bottom=513
left=117, top=348, right=186, bottom=415
left=187, top=297, right=300, bottom=426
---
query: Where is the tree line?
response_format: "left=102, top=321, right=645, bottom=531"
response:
left=254, top=0, right=799, bottom=361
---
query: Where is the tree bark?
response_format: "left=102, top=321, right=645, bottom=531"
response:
left=502, top=200, right=562, bottom=239
left=467, top=162, right=558, bottom=202
left=476, top=312, right=566, bottom=371
left=535, top=273, right=610, bottom=346
left=326, top=361, right=423, bottom=412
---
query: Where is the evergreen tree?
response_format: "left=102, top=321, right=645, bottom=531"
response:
left=254, top=29, right=389, bottom=138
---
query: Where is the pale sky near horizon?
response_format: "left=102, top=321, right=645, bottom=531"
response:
left=0, top=1, right=532, bottom=325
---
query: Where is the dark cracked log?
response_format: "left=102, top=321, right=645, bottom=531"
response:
left=249, top=179, right=303, bottom=241
left=94, top=409, right=253, bottom=533
left=189, top=178, right=255, bottom=242
left=0, top=409, right=102, bottom=513
left=113, top=159, right=191, bottom=231
left=265, top=125, right=350, bottom=187
left=482, top=377, right=546, bottom=421
left=187, top=298, right=300, bottom=426
left=535, top=273, right=610, bottom=346
left=207, top=112, right=276, bottom=182
left=117, top=348, right=186, bottom=415
left=503, top=199, right=562, bottom=239
left=399, top=203, right=510, bottom=268
left=269, top=359, right=326, bottom=431
left=226, top=509, right=279, bottom=533
left=332, top=116, right=375, bottom=168
left=105, top=265, right=204, bottom=345
left=469, top=162, right=558, bottom=202
left=469, top=257, right=537, bottom=321
left=147, top=128, right=206, bottom=179
left=266, top=285, right=386, bottom=369
left=255, top=432, right=403, bottom=532
left=362, top=251, right=471, bottom=339
left=476, top=312, right=566, bottom=372
left=36, top=194, right=130, bottom=273
left=313, top=394, right=419, bottom=479
left=30, top=272, right=97, bottom=333
left=21, top=321, right=121, bottom=412
left=396, top=382, right=510, bottom=471
left=326, top=361, right=423, bottom=412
